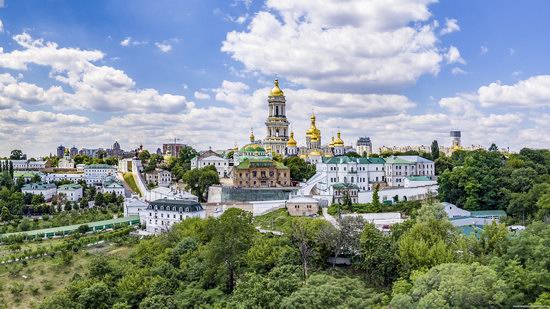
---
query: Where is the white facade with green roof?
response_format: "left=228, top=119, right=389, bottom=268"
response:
left=84, top=164, right=117, bottom=185
left=102, top=175, right=125, bottom=196
left=384, top=155, right=435, bottom=187
left=58, top=184, right=83, bottom=201
left=308, top=156, right=386, bottom=195
left=21, top=182, right=57, bottom=201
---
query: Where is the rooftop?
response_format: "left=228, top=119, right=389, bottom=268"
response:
left=58, top=184, right=82, bottom=190
left=406, top=176, right=432, bottom=181
left=85, top=164, right=116, bottom=169
left=322, top=156, right=385, bottom=165
left=148, top=199, right=203, bottom=212
left=22, top=183, right=56, bottom=190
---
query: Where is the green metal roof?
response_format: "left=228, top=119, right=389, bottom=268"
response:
left=383, top=156, right=413, bottom=164
left=235, top=159, right=288, bottom=170
left=0, top=216, right=140, bottom=238
left=58, top=184, right=82, bottom=190
left=457, top=225, right=484, bottom=237
left=406, top=176, right=432, bottom=181
left=332, top=183, right=359, bottom=190
left=470, top=210, right=507, bottom=218
left=22, top=182, right=56, bottom=190
left=85, top=164, right=116, bottom=169
left=239, top=144, right=266, bottom=153
left=322, top=156, right=384, bottom=165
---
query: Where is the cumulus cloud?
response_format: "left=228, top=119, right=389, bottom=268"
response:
left=222, top=0, right=448, bottom=92
left=478, top=75, right=550, bottom=108
left=0, top=33, right=193, bottom=113
left=480, top=45, right=489, bottom=55
left=445, top=46, right=465, bottom=64
left=194, top=91, right=211, bottom=100
left=155, top=42, right=172, bottom=53
left=451, top=67, right=466, bottom=75
left=440, top=18, right=460, bottom=35
left=0, top=20, right=3, bottom=33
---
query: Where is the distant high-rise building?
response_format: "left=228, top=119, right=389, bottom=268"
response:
left=356, top=137, right=372, bottom=156
left=450, top=131, right=461, bottom=149
left=56, top=145, right=66, bottom=158
left=69, top=146, right=78, bottom=159
left=163, top=143, right=187, bottom=157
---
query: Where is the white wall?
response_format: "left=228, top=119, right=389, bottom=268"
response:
left=358, top=185, right=438, bottom=204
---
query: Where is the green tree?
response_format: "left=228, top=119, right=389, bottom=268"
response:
left=139, top=295, right=176, bottom=309
left=182, top=165, right=220, bottom=202
left=371, top=184, right=381, bottom=211
left=390, top=263, right=510, bottom=308
left=279, top=274, right=384, bottom=309
left=10, top=149, right=23, bottom=160
left=1, top=206, right=11, bottom=222
left=282, top=157, right=316, bottom=182
left=205, top=208, right=255, bottom=293
left=77, top=281, right=113, bottom=309
left=360, top=223, right=399, bottom=287
left=289, top=218, right=334, bottom=279
left=430, top=140, right=439, bottom=161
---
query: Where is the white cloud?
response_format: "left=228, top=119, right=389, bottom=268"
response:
left=451, top=67, right=466, bottom=75
left=509, top=48, right=515, bottom=55
left=194, top=91, right=211, bottom=100
left=480, top=45, right=488, bottom=55
left=478, top=75, right=550, bottom=108
left=0, top=20, right=4, bottom=33
left=445, top=46, right=465, bottom=64
left=0, top=0, right=4, bottom=8
left=222, top=0, right=446, bottom=92
left=0, top=33, right=194, bottom=113
left=440, top=18, right=460, bottom=35
left=120, top=37, right=131, bottom=46
left=155, top=42, right=172, bottom=53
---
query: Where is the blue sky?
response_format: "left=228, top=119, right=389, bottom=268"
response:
left=1, top=0, right=549, bottom=157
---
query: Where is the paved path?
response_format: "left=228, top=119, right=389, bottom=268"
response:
left=322, top=207, right=340, bottom=229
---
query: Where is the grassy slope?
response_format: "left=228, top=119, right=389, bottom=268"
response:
left=123, top=172, right=142, bottom=196
left=0, top=243, right=133, bottom=309
left=253, top=208, right=294, bottom=233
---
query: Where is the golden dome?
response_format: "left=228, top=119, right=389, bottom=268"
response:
left=324, top=152, right=334, bottom=158
left=306, top=112, right=321, bottom=138
left=309, top=149, right=322, bottom=156
left=334, top=131, right=344, bottom=147
left=270, top=79, right=284, bottom=96
left=287, top=131, right=297, bottom=147
left=311, top=131, right=320, bottom=142
left=299, top=153, right=307, bottom=159
left=329, top=136, right=335, bottom=148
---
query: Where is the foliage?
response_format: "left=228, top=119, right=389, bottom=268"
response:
left=282, top=156, right=316, bottom=182
left=182, top=165, right=220, bottom=202
left=390, top=263, right=510, bottom=308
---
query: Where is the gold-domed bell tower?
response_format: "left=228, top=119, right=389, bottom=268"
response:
left=264, top=79, right=290, bottom=155
left=305, top=113, right=321, bottom=150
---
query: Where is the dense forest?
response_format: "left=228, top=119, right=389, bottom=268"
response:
left=438, top=148, right=550, bottom=222
left=38, top=202, right=550, bottom=308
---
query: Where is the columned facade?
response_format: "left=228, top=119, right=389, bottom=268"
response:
left=264, top=80, right=290, bottom=155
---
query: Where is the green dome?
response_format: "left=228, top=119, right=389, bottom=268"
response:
left=240, top=143, right=265, bottom=153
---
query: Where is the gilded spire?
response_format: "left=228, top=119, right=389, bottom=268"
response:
left=270, top=79, right=284, bottom=96
left=250, top=128, right=255, bottom=142
left=334, top=130, right=344, bottom=147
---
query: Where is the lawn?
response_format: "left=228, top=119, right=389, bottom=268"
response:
left=123, top=172, right=142, bottom=196
left=0, top=242, right=134, bottom=309
left=253, top=208, right=294, bottom=233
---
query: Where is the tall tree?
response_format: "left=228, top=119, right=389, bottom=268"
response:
left=205, top=208, right=255, bottom=293
left=489, top=143, right=499, bottom=152
left=430, top=140, right=439, bottom=160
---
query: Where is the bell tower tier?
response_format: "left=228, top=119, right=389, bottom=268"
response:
left=264, top=80, right=290, bottom=155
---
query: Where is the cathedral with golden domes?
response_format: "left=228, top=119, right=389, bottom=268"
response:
left=237, top=79, right=349, bottom=164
